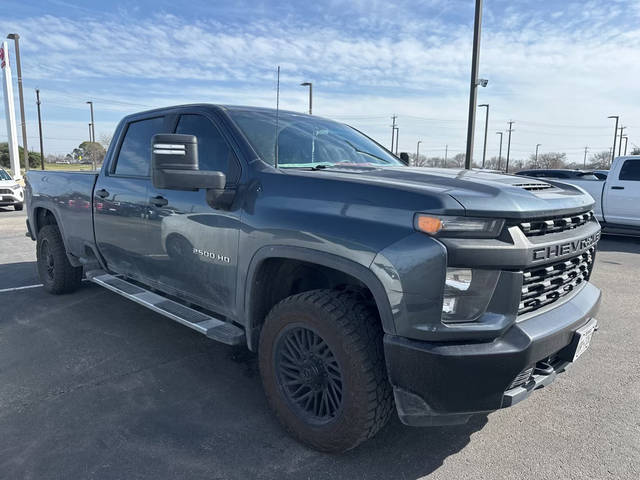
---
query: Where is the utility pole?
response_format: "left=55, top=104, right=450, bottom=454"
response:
left=583, top=146, right=589, bottom=167
left=35, top=89, right=44, bottom=169
left=505, top=121, right=514, bottom=173
left=496, top=131, right=503, bottom=171
left=622, top=136, right=628, bottom=155
left=444, top=144, right=448, bottom=167
left=416, top=140, right=422, bottom=166
left=390, top=115, right=397, bottom=152
left=300, top=82, right=312, bottom=114
left=394, top=127, right=399, bottom=155
left=86, top=101, right=95, bottom=142
left=535, top=143, right=541, bottom=163
left=7, top=33, right=28, bottom=172
left=618, top=126, right=626, bottom=156
left=479, top=104, right=489, bottom=168
left=608, top=115, right=619, bottom=166
left=464, top=0, right=485, bottom=170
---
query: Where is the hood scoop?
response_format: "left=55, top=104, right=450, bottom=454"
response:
left=512, top=182, right=555, bottom=191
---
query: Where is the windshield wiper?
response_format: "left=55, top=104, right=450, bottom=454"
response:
left=343, top=140, right=392, bottom=164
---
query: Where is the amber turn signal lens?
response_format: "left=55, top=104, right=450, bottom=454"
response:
left=416, top=215, right=442, bottom=234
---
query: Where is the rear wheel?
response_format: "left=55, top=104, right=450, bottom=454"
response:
left=259, top=289, right=393, bottom=452
left=36, top=225, right=83, bottom=294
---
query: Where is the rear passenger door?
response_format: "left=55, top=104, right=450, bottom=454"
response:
left=144, top=112, right=242, bottom=317
left=94, top=116, right=166, bottom=279
left=604, top=158, right=640, bottom=226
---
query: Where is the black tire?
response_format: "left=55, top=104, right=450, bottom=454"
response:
left=36, top=225, right=83, bottom=294
left=259, top=289, right=393, bottom=452
left=14, top=203, right=23, bottom=211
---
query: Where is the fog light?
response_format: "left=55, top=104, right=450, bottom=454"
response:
left=442, top=268, right=500, bottom=323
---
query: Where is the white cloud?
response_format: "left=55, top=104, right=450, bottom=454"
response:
left=0, top=3, right=639, bottom=161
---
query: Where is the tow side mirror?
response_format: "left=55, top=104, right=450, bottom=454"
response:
left=151, top=134, right=226, bottom=191
left=400, top=152, right=410, bottom=164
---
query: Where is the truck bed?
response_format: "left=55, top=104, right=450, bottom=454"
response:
left=26, top=170, right=99, bottom=261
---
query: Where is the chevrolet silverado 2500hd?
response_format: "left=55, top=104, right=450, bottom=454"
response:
left=25, top=105, right=601, bottom=452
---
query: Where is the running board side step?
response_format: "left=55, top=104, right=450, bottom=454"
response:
left=88, top=272, right=245, bottom=346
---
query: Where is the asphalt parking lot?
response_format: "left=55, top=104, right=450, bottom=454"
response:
left=1, top=207, right=639, bottom=480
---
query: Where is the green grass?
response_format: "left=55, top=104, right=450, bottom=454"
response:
left=40, top=163, right=97, bottom=171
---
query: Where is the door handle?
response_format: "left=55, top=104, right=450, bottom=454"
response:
left=96, top=188, right=109, bottom=198
left=611, top=186, right=624, bottom=190
left=150, top=195, right=169, bottom=207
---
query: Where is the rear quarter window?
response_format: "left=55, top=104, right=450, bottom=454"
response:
left=619, top=159, right=640, bottom=181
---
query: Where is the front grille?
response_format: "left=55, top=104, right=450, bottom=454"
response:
left=517, top=211, right=594, bottom=236
left=0, top=189, right=12, bottom=195
left=519, top=247, right=595, bottom=316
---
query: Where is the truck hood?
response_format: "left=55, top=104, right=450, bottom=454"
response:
left=286, top=166, right=594, bottom=219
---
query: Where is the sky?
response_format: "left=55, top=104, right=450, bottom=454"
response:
left=1, top=0, right=639, bottom=164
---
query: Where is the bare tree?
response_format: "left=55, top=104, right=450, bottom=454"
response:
left=99, top=133, right=113, bottom=151
left=586, top=151, right=610, bottom=169
left=527, top=152, right=567, bottom=169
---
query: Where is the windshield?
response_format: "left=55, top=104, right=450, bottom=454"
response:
left=0, top=168, right=12, bottom=181
left=228, top=110, right=404, bottom=168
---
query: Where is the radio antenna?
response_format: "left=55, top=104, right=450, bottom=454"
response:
left=274, top=65, right=280, bottom=168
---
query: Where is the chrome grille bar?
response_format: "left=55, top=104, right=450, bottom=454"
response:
left=518, top=247, right=595, bottom=315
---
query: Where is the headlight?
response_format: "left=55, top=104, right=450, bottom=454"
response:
left=415, top=214, right=504, bottom=238
left=442, top=268, right=500, bottom=323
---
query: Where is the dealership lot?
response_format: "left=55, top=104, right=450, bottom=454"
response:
left=0, top=208, right=638, bottom=480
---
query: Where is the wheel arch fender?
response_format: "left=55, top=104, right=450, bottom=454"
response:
left=242, top=245, right=396, bottom=350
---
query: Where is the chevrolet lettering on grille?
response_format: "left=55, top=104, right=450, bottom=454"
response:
left=532, top=231, right=601, bottom=261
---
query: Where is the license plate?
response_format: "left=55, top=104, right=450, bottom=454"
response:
left=572, top=320, right=597, bottom=361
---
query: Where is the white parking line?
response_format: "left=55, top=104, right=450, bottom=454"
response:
left=0, top=284, right=43, bottom=293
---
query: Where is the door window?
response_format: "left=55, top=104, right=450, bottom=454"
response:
left=114, top=117, right=164, bottom=176
left=176, top=114, right=240, bottom=182
left=619, top=160, right=640, bottom=181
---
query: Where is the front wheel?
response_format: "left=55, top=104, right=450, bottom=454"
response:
left=259, top=289, right=393, bottom=452
left=36, top=225, right=83, bottom=294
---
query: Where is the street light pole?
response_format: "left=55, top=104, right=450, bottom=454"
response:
left=300, top=82, right=312, bottom=115
left=622, top=136, right=628, bottom=155
left=7, top=33, right=28, bottom=172
left=35, top=89, right=44, bottom=169
left=390, top=115, right=397, bottom=152
left=86, top=101, right=95, bottom=142
left=505, top=121, right=514, bottom=173
left=496, top=131, right=503, bottom=170
left=618, top=126, right=626, bottom=156
left=608, top=115, right=619, bottom=166
left=444, top=144, right=448, bottom=167
left=478, top=104, right=489, bottom=168
left=394, top=127, right=399, bottom=156
left=535, top=143, right=541, bottom=163
left=464, top=0, right=485, bottom=170
left=416, top=140, right=422, bottom=166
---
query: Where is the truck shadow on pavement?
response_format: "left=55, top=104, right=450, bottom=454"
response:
left=0, top=283, right=487, bottom=480
left=0, top=261, right=38, bottom=290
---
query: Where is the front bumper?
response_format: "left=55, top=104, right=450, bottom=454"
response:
left=384, top=281, right=601, bottom=426
left=0, top=189, right=23, bottom=206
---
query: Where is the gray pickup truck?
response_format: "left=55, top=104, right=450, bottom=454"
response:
left=25, top=104, right=601, bottom=452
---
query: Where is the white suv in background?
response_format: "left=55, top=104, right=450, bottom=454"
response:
left=0, top=168, right=24, bottom=211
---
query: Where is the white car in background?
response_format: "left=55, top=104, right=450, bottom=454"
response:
left=0, top=167, right=24, bottom=211
left=521, top=157, right=640, bottom=236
